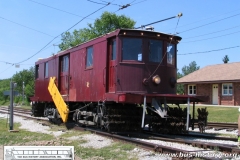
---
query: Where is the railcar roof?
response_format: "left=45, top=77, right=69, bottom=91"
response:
left=35, top=28, right=181, bottom=64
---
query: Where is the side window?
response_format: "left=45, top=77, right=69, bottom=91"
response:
left=62, top=55, right=69, bottom=72
left=149, top=40, right=163, bottom=62
left=188, top=85, right=196, bottom=95
left=35, top=65, right=39, bottom=79
left=122, top=38, right=142, bottom=61
left=167, top=43, right=176, bottom=66
left=44, top=62, right=48, bottom=78
left=86, top=46, right=93, bottom=68
left=112, top=40, right=116, bottom=60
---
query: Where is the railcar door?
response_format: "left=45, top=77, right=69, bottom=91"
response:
left=59, top=54, right=70, bottom=95
left=107, top=38, right=116, bottom=92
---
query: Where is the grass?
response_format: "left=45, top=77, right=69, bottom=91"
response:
left=167, top=104, right=239, bottom=123
left=180, top=105, right=239, bottom=123
left=0, top=119, right=54, bottom=145
left=0, top=117, right=138, bottom=160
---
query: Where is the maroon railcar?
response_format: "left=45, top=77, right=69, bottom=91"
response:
left=31, top=29, right=205, bottom=133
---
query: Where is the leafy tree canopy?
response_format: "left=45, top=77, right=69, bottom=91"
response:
left=181, top=61, right=200, bottom=76
left=12, top=67, right=35, bottom=101
left=59, top=11, right=136, bottom=51
left=177, top=61, right=200, bottom=94
left=222, top=55, right=229, bottom=63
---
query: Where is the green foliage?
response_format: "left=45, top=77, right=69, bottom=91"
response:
left=0, top=119, right=53, bottom=145
left=181, top=61, right=200, bottom=76
left=59, top=11, right=136, bottom=51
left=177, top=69, right=184, bottom=94
left=0, top=79, right=11, bottom=104
left=177, top=61, right=200, bottom=94
left=222, top=55, right=229, bottom=63
left=0, top=66, right=35, bottom=104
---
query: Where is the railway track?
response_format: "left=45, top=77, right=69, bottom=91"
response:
left=1, top=106, right=240, bottom=159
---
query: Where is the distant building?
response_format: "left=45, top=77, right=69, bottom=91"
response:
left=177, top=62, right=240, bottom=106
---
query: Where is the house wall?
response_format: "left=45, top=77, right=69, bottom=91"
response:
left=183, top=82, right=240, bottom=106
left=197, top=84, right=211, bottom=104
left=234, top=82, right=240, bottom=106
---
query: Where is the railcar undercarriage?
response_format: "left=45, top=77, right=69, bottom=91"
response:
left=31, top=100, right=202, bottom=134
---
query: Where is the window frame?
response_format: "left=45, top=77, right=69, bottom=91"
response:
left=86, top=46, right=93, bottom=68
left=148, top=39, right=163, bottom=63
left=222, top=83, right=233, bottom=96
left=167, top=43, right=176, bottom=67
left=44, top=62, right=48, bottom=78
left=61, top=55, right=69, bottom=72
left=121, top=37, right=143, bottom=62
left=35, top=65, right=39, bottom=79
left=188, top=84, right=196, bottom=95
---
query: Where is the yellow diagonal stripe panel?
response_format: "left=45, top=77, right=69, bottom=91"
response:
left=48, top=77, right=69, bottom=123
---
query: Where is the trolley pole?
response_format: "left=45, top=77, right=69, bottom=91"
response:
left=9, top=81, right=14, bottom=130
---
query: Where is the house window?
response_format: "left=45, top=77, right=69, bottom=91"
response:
left=188, top=85, right=196, bottom=95
left=86, top=46, right=93, bottom=68
left=222, top=83, right=232, bottom=96
left=44, top=62, right=48, bottom=78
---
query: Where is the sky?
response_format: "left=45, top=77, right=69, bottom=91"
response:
left=0, top=0, right=240, bottom=79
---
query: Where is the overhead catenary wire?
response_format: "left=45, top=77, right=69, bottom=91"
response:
left=183, top=24, right=240, bottom=39
left=164, top=8, right=240, bottom=32
left=114, top=0, right=148, bottom=12
left=86, top=0, right=109, bottom=5
left=178, top=13, right=240, bottom=34
left=0, top=16, right=53, bottom=37
left=178, top=46, right=240, bottom=55
left=181, top=30, right=240, bottom=43
left=14, top=3, right=110, bottom=65
left=28, top=0, right=94, bottom=19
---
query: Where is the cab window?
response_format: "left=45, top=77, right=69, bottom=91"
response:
left=149, top=40, right=163, bottom=62
left=167, top=43, right=176, bottom=66
left=122, top=38, right=142, bottom=61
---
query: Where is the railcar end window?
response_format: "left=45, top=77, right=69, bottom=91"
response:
left=86, top=46, right=93, bottom=68
left=167, top=43, right=176, bottom=66
left=222, top=83, right=232, bottom=96
left=188, top=85, right=196, bottom=95
left=44, top=62, right=48, bottom=78
left=122, top=38, right=142, bottom=61
left=35, top=65, right=39, bottom=79
left=149, top=40, right=163, bottom=62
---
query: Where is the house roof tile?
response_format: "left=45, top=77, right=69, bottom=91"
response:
left=177, top=62, right=240, bottom=83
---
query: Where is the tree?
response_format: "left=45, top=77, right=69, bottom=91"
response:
left=222, top=55, right=229, bottom=63
left=177, top=61, right=200, bottom=94
left=12, top=67, right=35, bottom=103
left=59, top=11, right=136, bottom=51
left=181, top=61, right=200, bottom=76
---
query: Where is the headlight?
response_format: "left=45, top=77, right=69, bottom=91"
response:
left=152, top=75, right=161, bottom=84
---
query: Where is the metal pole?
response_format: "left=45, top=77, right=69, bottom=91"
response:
left=135, top=13, right=183, bottom=29
left=186, top=97, right=190, bottom=131
left=192, top=101, right=195, bottom=130
left=141, top=95, right=147, bottom=128
left=22, top=81, right=24, bottom=105
left=9, top=81, right=14, bottom=130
